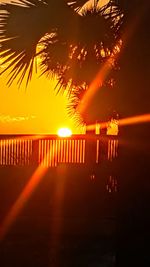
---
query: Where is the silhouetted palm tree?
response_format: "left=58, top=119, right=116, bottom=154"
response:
left=0, top=0, right=149, bottom=121
left=0, top=2, right=150, bottom=266
left=108, top=3, right=150, bottom=267
left=112, top=0, right=150, bottom=117
left=0, top=1, right=118, bottom=90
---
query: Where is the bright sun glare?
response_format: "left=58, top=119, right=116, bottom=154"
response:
left=57, top=127, right=72, bottom=137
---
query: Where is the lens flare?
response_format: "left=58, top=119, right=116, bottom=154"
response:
left=77, top=4, right=147, bottom=117
left=77, top=56, right=115, bottom=115
left=77, top=40, right=121, bottom=116
left=0, top=164, right=48, bottom=240
left=119, top=114, right=150, bottom=126
left=86, top=114, right=150, bottom=133
left=0, top=140, right=59, bottom=240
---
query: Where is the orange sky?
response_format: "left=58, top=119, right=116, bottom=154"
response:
left=0, top=72, right=83, bottom=134
left=0, top=0, right=108, bottom=134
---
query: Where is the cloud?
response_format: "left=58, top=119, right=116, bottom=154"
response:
left=0, top=114, right=36, bottom=122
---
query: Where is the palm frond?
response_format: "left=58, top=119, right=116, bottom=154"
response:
left=107, top=0, right=150, bottom=34
left=39, top=6, right=118, bottom=91
left=110, top=0, right=143, bottom=15
left=0, top=0, right=76, bottom=86
left=67, top=0, right=89, bottom=11
left=0, top=0, right=49, bottom=85
left=67, top=80, right=117, bottom=124
left=67, top=85, right=86, bottom=125
left=0, top=0, right=120, bottom=91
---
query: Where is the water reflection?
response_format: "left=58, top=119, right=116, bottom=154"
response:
left=106, top=175, right=118, bottom=193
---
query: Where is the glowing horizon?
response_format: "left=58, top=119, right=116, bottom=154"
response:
left=0, top=71, right=83, bottom=134
left=0, top=0, right=109, bottom=136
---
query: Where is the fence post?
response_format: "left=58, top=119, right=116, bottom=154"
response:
left=31, top=139, right=39, bottom=165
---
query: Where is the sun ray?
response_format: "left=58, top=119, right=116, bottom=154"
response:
left=86, top=113, right=150, bottom=133
left=77, top=2, right=148, bottom=118
left=77, top=41, right=121, bottom=116
left=118, top=114, right=150, bottom=127
left=0, top=139, right=59, bottom=240
left=48, top=164, right=67, bottom=264
left=0, top=165, right=48, bottom=240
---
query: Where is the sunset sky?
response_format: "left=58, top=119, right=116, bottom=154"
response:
left=0, top=0, right=108, bottom=134
left=0, top=72, right=82, bottom=134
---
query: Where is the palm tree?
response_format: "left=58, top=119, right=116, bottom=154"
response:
left=0, top=0, right=80, bottom=86
left=0, top=0, right=149, bottom=121
left=107, top=1, right=150, bottom=114
left=107, top=2, right=150, bottom=266
left=0, top=0, right=119, bottom=120
left=1, top=1, right=150, bottom=265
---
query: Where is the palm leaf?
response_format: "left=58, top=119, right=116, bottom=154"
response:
left=39, top=6, right=118, bottom=90
left=67, top=85, right=86, bottom=124
left=67, top=81, right=117, bottom=124
left=0, top=0, right=119, bottom=91
left=107, top=0, right=150, bottom=35
left=67, top=0, right=90, bottom=10
left=0, top=0, right=77, bottom=86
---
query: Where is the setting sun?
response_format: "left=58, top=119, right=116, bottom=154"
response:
left=57, top=128, right=72, bottom=137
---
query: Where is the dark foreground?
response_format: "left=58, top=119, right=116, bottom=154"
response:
left=0, top=164, right=116, bottom=267
left=0, top=130, right=150, bottom=267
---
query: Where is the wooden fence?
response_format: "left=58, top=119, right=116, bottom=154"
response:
left=0, top=135, right=118, bottom=167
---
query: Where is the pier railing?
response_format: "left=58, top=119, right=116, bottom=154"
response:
left=0, top=135, right=118, bottom=167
